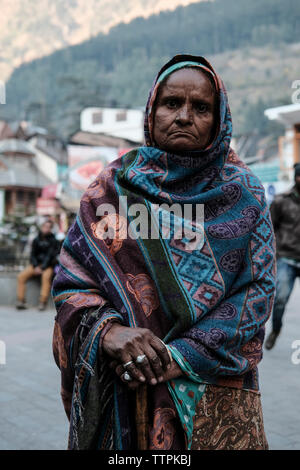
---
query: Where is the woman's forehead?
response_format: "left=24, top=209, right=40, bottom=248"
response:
left=159, top=68, right=215, bottom=94
left=159, top=68, right=215, bottom=96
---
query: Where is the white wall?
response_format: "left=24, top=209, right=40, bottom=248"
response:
left=80, top=107, right=144, bottom=143
left=34, top=148, right=58, bottom=183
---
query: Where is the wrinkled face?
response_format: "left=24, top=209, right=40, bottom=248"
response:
left=152, top=68, right=217, bottom=153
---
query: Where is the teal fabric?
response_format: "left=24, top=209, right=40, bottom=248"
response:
left=166, top=344, right=206, bottom=449
left=156, top=60, right=216, bottom=84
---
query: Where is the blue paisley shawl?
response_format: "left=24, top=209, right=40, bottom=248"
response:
left=52, top=54, right=276, bottom=450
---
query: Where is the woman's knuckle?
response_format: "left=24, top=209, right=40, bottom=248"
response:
left=124, top=340, right=133, bottom=349
left=115, top=347, right=123, bottom=356
left=135, top=334, right=144, bottom=343
left=142, top=328, right=151, bottom=337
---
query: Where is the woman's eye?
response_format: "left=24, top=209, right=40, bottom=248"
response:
left=196, top=104, right=208, bottom=113
left=166, top=99, right=178, bottom=109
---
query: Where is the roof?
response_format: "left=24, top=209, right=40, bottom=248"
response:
left=69, top=130, right=140, bottom=147
left=7, top=121, right=20, bottom=135
left=0, top=154, right=51, bottom=189
left=27, top=131, right=68, bottom=165
left=0, top=139, right=35, bottom=155
left=264, top=104, right=300, bottom=127
left=0, top=121, right=14, bottom=140
left=6, top=120, right=49, bottom=139
left=33, top=142, right=68, bottom=165
left=20, top=122, right=48, bottom=137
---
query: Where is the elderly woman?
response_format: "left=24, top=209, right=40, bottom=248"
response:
left=52, top=54, right=276, bottom=450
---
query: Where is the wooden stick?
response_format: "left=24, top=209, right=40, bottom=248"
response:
left=135, top=384, right=148, bottom=450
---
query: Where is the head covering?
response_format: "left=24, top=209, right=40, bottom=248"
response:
left=156, top=60, right=217, bottom=85
left=52, top=55, right=276, bottom=451
left=118, top=54, right=234, bottom=203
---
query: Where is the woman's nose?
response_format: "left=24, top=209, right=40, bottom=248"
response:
left=175, top=104, right=192, bottom=124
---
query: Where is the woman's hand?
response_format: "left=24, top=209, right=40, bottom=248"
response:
left=108, top=358, right=183, bottom=390
left=102, top=323, right=172, bottom=385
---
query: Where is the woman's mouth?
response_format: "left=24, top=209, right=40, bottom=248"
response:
left=170, top=131, right=194, bottom=138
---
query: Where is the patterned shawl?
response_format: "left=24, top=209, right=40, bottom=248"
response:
left=52, top=54, right=276, bottom=450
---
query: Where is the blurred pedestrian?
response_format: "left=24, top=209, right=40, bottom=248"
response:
left=16, top=219, right=57, bottom=311
left=265, top=163, right=300, bottom=349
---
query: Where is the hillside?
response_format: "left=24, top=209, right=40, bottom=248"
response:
left=2, top=0, right=300, bottom=138
left=0, top=0, right=203, bottom=81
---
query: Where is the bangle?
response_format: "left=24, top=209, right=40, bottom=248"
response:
left=158, top=338, right=173, bottom=362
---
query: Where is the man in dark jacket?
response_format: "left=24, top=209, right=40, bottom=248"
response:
left=16, top=220, right=58, bottom=311
left=265, top=163, right=300, bottom=349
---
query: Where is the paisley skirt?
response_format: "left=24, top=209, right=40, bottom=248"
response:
left=191, top=385, right=268, bottom=450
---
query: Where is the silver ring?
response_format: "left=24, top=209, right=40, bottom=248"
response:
left=123, top=360, right=134, bottom=370
left=136, top=354, right=146, bottom=364
left=123, top=371, right=132, bottom=382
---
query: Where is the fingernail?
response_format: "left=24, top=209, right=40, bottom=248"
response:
left=158, top=376, right=163, bottom=382
left=151, top=378, right=157, bottom=385
left=140, top=376, right=145, bottom=382
left=167, top=364, right=171, bottom=369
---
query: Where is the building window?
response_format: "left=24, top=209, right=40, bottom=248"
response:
left=116, top=111, right=127, bottom=122
left=16, top=190, right=24, bottom=204
left=92, top=112, right=103, bottom=124
left=28, top=191, right=36, bottom=203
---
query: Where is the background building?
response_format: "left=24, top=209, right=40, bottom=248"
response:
left=265, top=104, right=300, bottom=183
left=80, top=107, right=144, bottom=143
left=0, top=139, right=51, bottom=221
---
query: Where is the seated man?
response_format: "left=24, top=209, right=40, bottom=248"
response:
left=16, top=220, right=58, bottom=311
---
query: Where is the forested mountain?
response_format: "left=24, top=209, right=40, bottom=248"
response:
left=2, top=0, right=300, bottom=138
left=0, top=0, right=203, bottom=80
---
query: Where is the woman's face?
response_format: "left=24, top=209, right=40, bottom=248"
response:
left=152, top=68, right=216, bottom=153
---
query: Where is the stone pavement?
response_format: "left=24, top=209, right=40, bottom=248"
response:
left=259, top=281, right=300, bottom=450
left=0, top=306, right=69, bottom=450
left=0, top=284, right=299, bottom=450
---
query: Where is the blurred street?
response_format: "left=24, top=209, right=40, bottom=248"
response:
left=0, top=283, right=299, bottom=450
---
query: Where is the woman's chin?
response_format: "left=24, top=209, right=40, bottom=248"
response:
left=159, top=134, right=210, bottom=153
left=160, top=142, right=204, bottom=154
